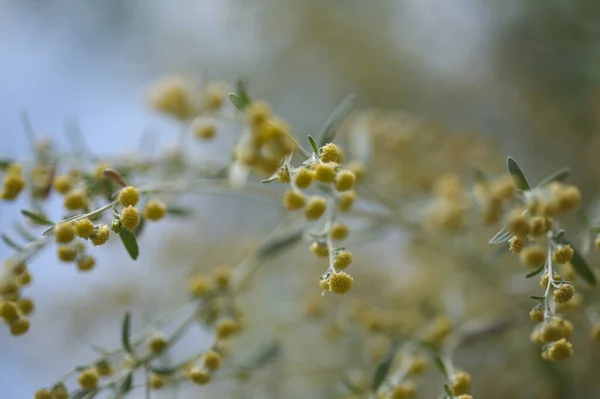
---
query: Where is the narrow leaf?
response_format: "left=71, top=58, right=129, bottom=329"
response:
left=489, top=228, right=512, bottom=245
left=21, top=210, right=54, bottom=226
left=307, top=135, right=319, bottom=154
left=507, top=157, right=531, bottom=191
left=434, top=356, right=449, bottom=378
left=166, top=206, right=193, bottom=216
left=103, top=168, right=128, bottom=187
left=117, top=373, right=133, bottom=395
left=0, top=158, right=13, bottom=169
left=229, top=80, right=252, bottom=111
left=318, top=94, right=357, bottom=147
left=121, top=312, right=133, bottom=354
left=537, top=167, right=570, bottom=188
left=119, top=230, right=139, bottom=260
left=1, top=234, right=23, bottom=251
left=444, top=384, right=453, bottom=396
left=530, top=295, right=545, bottom=300
left=70, top=390, right=97, bottom=399
left=569, top=244, right=597, bottom=286
left=371, top=340, right=398, bottom=392
left=526, top=262, right=546, bottom=278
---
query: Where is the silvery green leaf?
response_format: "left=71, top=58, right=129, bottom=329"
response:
left=121, top=312, right=133, bottom=354
left=444, top=384, right=453, bottom=396
left=371, top=340, right=398, bottom=392
left=507, top=157, right=530, bottom=191
left=569, top=243, right=596, bottom=286
left=21, top=210, right=54, bottom=226
left=307, top=135, right=319, bottom=155
left=117, top=373, right=133, bottom=395
left=318, top=94, right=357, bottom=147
left=119, top=230, right=139, bottom=260
left=1, top=234, right=23, bottom=251
left=530, top=295, right=545, bottom=300
left=229, top=80, right=252, bottom=111
left=537, top=167, right=570, bottom=188
left=257, top=229, right=304, bottom=260
left=526, top=263, right=545, bottom=278
left=489, top=228, right=512, bottom=245
left=434, top=356, right=449, bottom=378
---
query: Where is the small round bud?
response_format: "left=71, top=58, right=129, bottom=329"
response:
left=149, top=76, right=195, bottom=120
left=530, top=216, right=548, bottom=237
left=450, top=371, right=471, bottom=395
left=216, top=318, right=239, bottom=340
left=148, top=333, right=168, bottom=354
left=74, top=218, right=95, bottom=239
left=77, top=368, right=99, bottom=390
left=64, top=190, right=87, bottom=210
left=540, top=272, right=561, bottom=290
left=390, top=381, right=416, bottom=399
left=319, top=143, right=342, bottom=163
left=552, top=245, right=574, bottom=264
left=326, top=272, right=353, bottom=295
left=16, top=298, right=34, bottom=315
left=407, top=355, right=428, bottom=376
left=520, top=245, right=546, bottom=269
left=246, top=101, right=271, bottom=127
left=119, top=186, right=140, bottom=207
left=57, top=246, right=77, bottom=262
left=91, top=225, right=110, bottom=246
left=213, top=266, right=232, bottom=289
left=10, top=316, right=30, bottom=336
left=553, top=284, right=575, bottom=304
left=276, top=167, right=290, bottom=183
left=187, top=367, right=210, bottom=385
left=330, top=222, right=349, bottom=241
left=143, top=200, right=167, bottom=221
left=544, top=338, right=573, bottom=361
left=149, top=373, right=166, bottom=389
left=540, top=318, right=573, bottom=343
left=194, top=123, right=217, bottom=140
left=509, top=235, right=525, bottom=254
left=0, top=301, right=19, bottom=323
left=203, top=350, right=222, bottom=371
left=189, top=276, right=210, bottom=297
left=529, top=306, right=544, bottom=323
left=313, top=162, right=337, bottom=183
left=506, top=210, right=531, bottom=237
left=95, top=359, right=113, bottom=377
left=283, top=189, right=306, bottom=211
left=304, top=197, right=327, bottom=220
left=54, top=223, right=75, bottom=244
left=334, top=170, right=355, bottom=192
left=294, top=168, right=314, bottom=189
left=556, top=185, right=581, bottom=213
left=34, top=389, right=52, bottom=399
left=338, top=190, right=356, bottom=212
left=311, top=242, right=329, bottom=258
left=120, top=206, right=140, bottom=232
left=53, top=175, right=72, bottom=194
left=333, top=251, right=353, bottom=270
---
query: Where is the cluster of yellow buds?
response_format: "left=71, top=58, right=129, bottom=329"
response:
left=427, top=173, right=469, bottom=231
left=0, top=261, right=33, bottom=336
left=1, top=163, right=26, bottom=200
left=233, top=101, right=297, bottom=176
left=473, top=174, right=516, bottom=225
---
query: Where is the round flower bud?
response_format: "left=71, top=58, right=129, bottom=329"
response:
left=148, top=333, right=168, bottom=354
left=64, top=190, right=87, bottom=210
left=335, top=170, right=356, bottom=192
left=552, top=245, right=574, bottom=264
left=54, top=223, right=75, bottom=244
left=1, top=173, right=26, bottom=200
left=77, top=368, right=100, bottom=390
left=540, top=272, right=561, bottom=290
left=189, top=276, right=210, bottom=297
left=0, top=301, right=19, bottom=323
left=540, top=318, right=573, bottom=343
left=319, top=143, right=342, bottom=163
left=330, top=222, right=349, bottom=241
left=283, top=189, right=306, bottom=210
left=450, top=371, right=471, bottom=395
left=520, top=245, right=546, bottom=269
left=53, top=175, right=72, bottom=194
left=311, top=242, right=329, bottom=258
left=203, top=350, right=222, bottom=371
left=119, top=186, right=140, bottom=207
left=95, top=359, right=113, bottom=377
left=194, top=123, right=216, bottom=140
left=338, top=190, right=356, bottom=212
left=544, top=338, right=573, bottom=361
left=314, top=162, right=337, bottom=183
left=50, top=385, right=69, bottom=399
left=57, top=246, right=77, bottom=262
left=149, top=373, right=166, bottom=389
left=74, top=218, right=95, bottom=239
left=294, top=168, right=314, bottom=189
left=276, top=167, right=290, bottom=183
left=216, top=318, right=239, bottom=340
left=186, top=367, right=210, bottom=385
left=553, top=284, right=575, bottom=304
left=213, top=266, right=232, bottom=289
left=246, top=101, right=271, bottom=127
left=530, top=216, right=548, bottom=237
left=149, top=76, right=195, bottom=120
left=333, top=251, right=353, bottom=270
left=10, top=316, right=30, bottom=336
left=407, top=355, right=428, bottom=376
left=16, top=298, right=34, bottom=315
left=120, top=206, right=140, bottom=232
left=390, top=381, right=416, bottom=399
left=556, top=185, right=581, bottom=213
left=509, top=235, right=525, bottom=254
left=305, top=197, right=327, bottom=220
left=506, top=210, right=531, bottom=237
left=326, top=272, right=353, bottom=295
left=91, top=225, right=110, bottom=246
left=143, top=200, right=167, bottom=221
left=529, top=306, right=544, bottom=323
left=77, top=255, right=96, bottom=272
left=34, top=389, right=52, bottom=399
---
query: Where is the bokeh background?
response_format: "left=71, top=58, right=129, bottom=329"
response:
left=1, top=1, right=600, bottom=398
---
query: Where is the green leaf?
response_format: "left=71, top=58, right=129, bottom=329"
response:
left=371, top=340, right=398, bottom=392
left=166, top=206, right=193, bottom=216
left=444, top=384, right=453, bottom=396
left=0, top=158, right=13, bottom=169
left=318, top=94, right=357, bottom=147
left=569, top=244, right=597, bottom=286
left=530, top=295, right=545, bottom=300
left=117, top=373, right=133, bottom=395
left=341, top=374, right=364, bottom=395
left=307, top=135, right=319, bottom=154
left=121, top=312, right=133, bottom=354
left=119, top=230, right=139, bottom=260
left=70, top=390, right=97, bottom=399
left=507, top=157, right=531, bottom=191
left=21, top=210, right=54, bottom=226
left=229, top=80, right=252, bottom=111
left=526, top=262, right=546, bottom=278
left=434, top=356, right=449, bottom=378
left=537, top=167, right=570, bottom=188
left=1, top=234, right=23, bottom=251
left=489, top=228, right=512, bottom=245
left=472, top=167, right=489, bottom=184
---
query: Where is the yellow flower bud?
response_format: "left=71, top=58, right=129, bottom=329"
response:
left=304, top=197, right=327, bottom=220
left=119, top=186, right=140, bottom=207
left=10, top=316, right=30, bottom=336
left=333, top=251, right=353, bottom=270
left=283, top=189, right=306, bottom=210
left=120, top=206, right=140, bottom=232
left=294, top=168, right=314, bottom=189
left=54, top=223, right=75, bottom=244
left=77, top=368, right=99, bottom=390
left=53, top=175, right=72, bottom=195
left=143, top=200, right=167, bottom=221
left=314, top=162, right=337, bottom=183
left=74, top=218, right=95, bottom=239
left=335, top=170, right=356, bottom=192
left=330, top=222, right=349, bottom=241
left=326, top=272, right=353, bottom=295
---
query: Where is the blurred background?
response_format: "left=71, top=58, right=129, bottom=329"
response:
left=1, top=0, right=600, bottom=398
